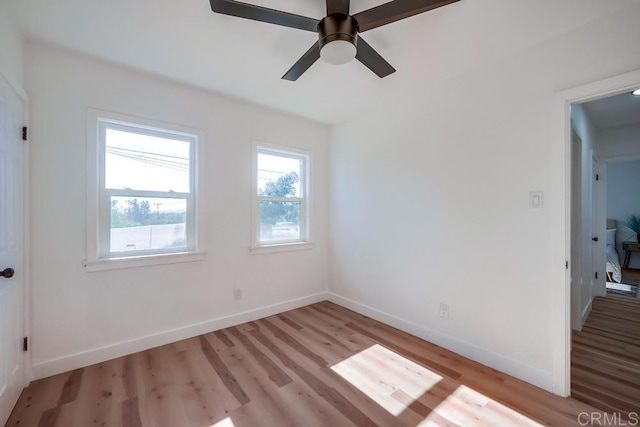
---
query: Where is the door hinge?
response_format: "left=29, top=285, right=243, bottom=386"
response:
left=596, top=174, right=599, bottom=181
left=23, top=337, right=28, bottom=352
left=22, top=126, right=27, bottom=141
left=595, top=272, right=598, bottom=280
left=566, top=261, right=569, bottom=269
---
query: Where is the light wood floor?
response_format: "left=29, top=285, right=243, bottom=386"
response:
left=9, top=301, right=604, bottom=426
left=571, top=294, right=640, bottom=416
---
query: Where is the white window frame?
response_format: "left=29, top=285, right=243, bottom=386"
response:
left=85, top=109, right=205, bottom=271
left=251, top=142, right=313, bottom=254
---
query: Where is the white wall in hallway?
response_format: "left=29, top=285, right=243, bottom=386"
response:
left=607, top=160, right=640, bottom=268
left=597, top=123, right=640, bottom=268
left=597, top=123, right=640, bottom=159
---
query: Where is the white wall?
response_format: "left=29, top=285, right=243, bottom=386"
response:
left=570, top=104, right=598, bottom=327
left=0, top=2, right=23, bottom=86
left=569, top=131, right=582, bottom=331
left=597, top=123, right=640, bottom=159
left=597, top=123, right=640, bottom=269
left=26, top=43, right=330, bottom=378
left=607, top=160, right=640, bottom=268
left=329, top=5, right=640, bottom=394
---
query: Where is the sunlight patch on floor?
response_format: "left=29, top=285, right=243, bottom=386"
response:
left=210, top=416, right=235, bottom=427
left=332, top=344, right=545, bottom=425
left=423, top=385, right=544, bottom=426
left=607, top=281, right=636, bottom=292
left=331, top=344, right=442, bottom=415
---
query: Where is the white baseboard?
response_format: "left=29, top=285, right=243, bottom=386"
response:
left=328, top=292, right=555, bottom=393
left=32, top=291, right=328, bottom=380
left=581, top=298, right=593, bottom=328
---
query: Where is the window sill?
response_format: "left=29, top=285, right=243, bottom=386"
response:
left=84, top=250, right=206, bottom=272
left=250, top=242, right=314, bottom=255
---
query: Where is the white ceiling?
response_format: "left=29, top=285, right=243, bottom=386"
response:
left=582, top=91, right=640, bottom=131
left=6, top=0, right=639, bottom=124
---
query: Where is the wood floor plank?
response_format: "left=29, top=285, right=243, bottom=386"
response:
left=166, top=344, right=226, bottom=426
left=121, top=397, right=142, bottom=427
left=288, top=307, right=375, bottom=352
left=291, top=315, right=357, bottom=350
left=9, top=301, right=614, bottom=426
left=33, top=368, right=84, bottom=427
left=179, top=337, right=243, bottom=417
left=313, top=365, right=415, bottom=426
left=217, top=335, right=302, bottom=426
left=199, top=335, right=251, bottom=405
left=275, top=380, right=355, bottom=427
left=6, top=371, right=71, bottom=427
left=571, top=294, right=640, bottom=416
left=390, top=389, right=434, bottom=419
left=121, top=355, right=137, bottom=400
left=249, top=327, right=377, bottom=426
left=55, top=401, right=78, bottom=427
left=69, top=362, right=115, bottom=427
left=345, top=321, right=462, bottom=380
left=267, top=315, right=356, bottom=366
left=137, top=346, right=190, bottom=427
left=226, top=326, right=293, bottom=387
left=258, top=318, right=328, bottom=367
left=214, top=330, right=235, bottom=348
left=57, top=369, right=83, bottom=406
left=277, top=313, right=303, bottom=331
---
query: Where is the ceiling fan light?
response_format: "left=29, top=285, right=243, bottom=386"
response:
left=320, top=40, right=356, bottom=65
left=633, top=89, right=640, bottom=96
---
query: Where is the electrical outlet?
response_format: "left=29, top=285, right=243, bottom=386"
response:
left=439, top=303, right=449, bottom=320
left=234, top=288, right=242, bottom=300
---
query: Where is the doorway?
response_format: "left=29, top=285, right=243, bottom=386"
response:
left=554, top=68, right=640, bottom=398
left=566, top=81, right=640, bottom=413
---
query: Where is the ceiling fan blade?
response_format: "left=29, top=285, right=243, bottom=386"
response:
left=210, top=0, right=319, bottom=32
left=282, top=43, right=321, bottom=81
left=353, top=0, right=460, bottom=32
left=355, top=37, right=396, bottom=78
left=326, top=0, right=350, bottom=16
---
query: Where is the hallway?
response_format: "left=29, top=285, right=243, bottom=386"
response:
left=571, top=294, right=640, bottom=416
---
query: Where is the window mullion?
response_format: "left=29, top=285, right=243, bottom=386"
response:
left=108, top=189, right=190, bottom=199
left=258, top=196, right=303, bottom=203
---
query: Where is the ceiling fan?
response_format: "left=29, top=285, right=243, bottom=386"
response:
left=208, top=0, right=460, bottom=80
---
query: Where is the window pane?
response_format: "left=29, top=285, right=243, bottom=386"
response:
left=105, top=127, right=191, bottom=192
left=260, top=201, right=300, bottom=242
left=257, top=152, right=301, bottom=197
left=110, top=196, right=186, bottom=253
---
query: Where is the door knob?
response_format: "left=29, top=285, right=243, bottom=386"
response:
left=592, top=237, right=599, bottom=242
left=1, top=268, right=14, bottom=278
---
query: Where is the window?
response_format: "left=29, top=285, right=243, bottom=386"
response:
left=253, top=144, right=310, bottom=251
left=89, top=112, right=199, bottom=265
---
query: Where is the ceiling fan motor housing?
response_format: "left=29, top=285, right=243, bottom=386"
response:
left=209, top=0, right=461, bottom=79
left=318, top=15, right=359, bottom=50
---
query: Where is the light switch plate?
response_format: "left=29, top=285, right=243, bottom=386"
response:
left=529, top=191, right=544, bottom=208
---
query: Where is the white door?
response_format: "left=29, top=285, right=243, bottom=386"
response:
left=570, top=131, right=583, bottom=330
left=0, top=72, right=26, bottom=425
left=594, top=161, right=607, bottom=297
left=590, top=155, right=598, bottom=297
